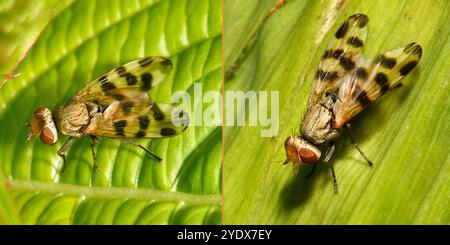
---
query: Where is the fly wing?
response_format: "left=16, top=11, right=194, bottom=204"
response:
left=72, top=56, right=189, bottom=139
left=308, top=14, right=369, bottom=107
left=73, top=56, right=173, bottom=106
left=332, top=42, right=422, bottom=128
left=82, top=99, right=189, bottom=139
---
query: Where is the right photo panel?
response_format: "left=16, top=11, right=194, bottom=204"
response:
left=223, top=0, right=449, bottom=224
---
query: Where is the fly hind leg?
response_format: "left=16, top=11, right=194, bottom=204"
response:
left=305, top=164, right=317, bottom=178
left=90, top=136, right=99, bottom=171
left=324, top=142, right=338, bottom=193
left=345, top=122, right=373, bottom=167
left=57, top=137, right=76, bottom=173
left=120, top=140, right=162, bottom=162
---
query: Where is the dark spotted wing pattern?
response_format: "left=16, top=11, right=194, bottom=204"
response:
left=82, top=101, right=189, bottom=139
left=73, top=56, right=173, bottom=105
left=308, top=14, right=369, bottom=107
left=72, top=56, right=189, bottom=139
left=332, top=42, right=422, bottom=128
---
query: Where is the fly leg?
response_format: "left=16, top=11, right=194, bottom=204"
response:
left=90, top=136, right=99, bottom=171
left=324, top=142, right=338, bottom=193
left=57, top=137, right=76, bottom=173
left=282, top=159, right=299, bottom=173
left=305, top=164, right=317, bottom=178
left=120, top=140, right=162, bottom=162
left=345, top=122, right=373, bottom=167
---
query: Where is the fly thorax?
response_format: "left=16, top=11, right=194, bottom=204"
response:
left=301, top=97, right=340, bottom=145
left=55, top=102, right=91, bottom=137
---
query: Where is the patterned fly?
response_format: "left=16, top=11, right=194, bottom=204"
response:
left=284, top=14, right=422, bottom=193
left=27, top=57, right=189, bottom=172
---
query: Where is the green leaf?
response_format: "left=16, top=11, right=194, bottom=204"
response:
left=0, top=0, right=222, bottom=224
left=0, top=0, right=72, bottom=83
left=224, top=0, right=449, bottom=224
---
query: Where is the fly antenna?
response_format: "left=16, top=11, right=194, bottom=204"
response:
left=27, top=132, right=33, bottom=141
left=273, top=159, right=289, bottom=165
left=25, top=122, right=33, bottom=141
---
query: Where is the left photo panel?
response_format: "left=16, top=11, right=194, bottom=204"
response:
left=0, top=0, right=222, bottom=224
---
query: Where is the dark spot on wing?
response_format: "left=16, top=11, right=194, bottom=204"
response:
left=323, top=50, right=333, bottom=59
left=101, top=82, right=116, bottom=91
left=375, top=73, right=389, bottom=87
left=377, top=55, right=397, bottom=69
left=339, top=56, right=355, bottom=70
left=315, top=70, right=338, bottom=81
left=151, top=103, right=165, bottom=121
left=400, top=61, right=418, bottom=76
left=333, top=49, right=344, bottom=59
left=380, top=84, right=390, bottom=95
left=99, top=75, right=108, bottom=83
left=323, top=49, right=344, bottom=59
left=112, top=93, right=126, bottom=101
left=355, top=88, right=371, bottom=107
left=356, top=67, right=368, bottom=79
left=335, top=20, right=348, bottom=39
left=135, top=130, right=146, bottom=138
left=375, top=73, right=389, bottom=94
left=138, top=115, right=150, bottom=130
left=115, top=66, right=126, bottom=76
left=353, top=14, right=369, bottom=27
left=121, top=101, right=133, bottom=115
left=161, top=128, right=177, bottom=136
left=113, top=120, right=127, bottom=136
left=125, top=73, right=138, bottom=85
left=391, top=83, right=403, bottom=90
left=139, top=57, right=153, bottom=67
left=404, top=42, right=423, bottom=58
left=347, top=36, right=364, bottom=48
left=141, top=73, right=152, bottom=91
left=161, top=59, right=172, bottom=66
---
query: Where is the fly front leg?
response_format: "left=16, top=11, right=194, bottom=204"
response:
left=90, top=135, right=99, bottom=171
left=57, top=137, right=76, bottom=173
left=323, top=142, right=338, bottom=193
left=305, top=164, right=317, bottom=178
left=120, top=140, right=162, bottom=162
left=345, top=122, right=373, bottom=167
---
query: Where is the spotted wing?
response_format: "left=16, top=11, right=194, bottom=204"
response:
left=82, top=99, right=189, bottom=139
left=74, top=56, right=188, bottom=139
left=308, top=14, right=369, bottom=107
left=73, top=56, right=173, bottom=105
left=332, top=42, right=422, bottom=128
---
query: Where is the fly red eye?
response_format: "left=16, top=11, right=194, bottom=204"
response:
left=30, top=107, right=58, bottom=144
left=299, top=147, right=319, bottom=164
left=40, top=126, right=57, bottom=144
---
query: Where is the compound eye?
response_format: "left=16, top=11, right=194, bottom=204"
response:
left=299, top=147, right=319, bottom=164
left=40, top=126, right=57, bottom=144
left=30, top=107, right=58, bottom=144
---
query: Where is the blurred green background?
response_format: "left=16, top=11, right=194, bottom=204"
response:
left=224, top=0, right=449, bottom=224
left=0, top=0, right=222, bottom=224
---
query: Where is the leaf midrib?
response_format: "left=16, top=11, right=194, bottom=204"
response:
left=7, top=179, right=221, bottom=205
